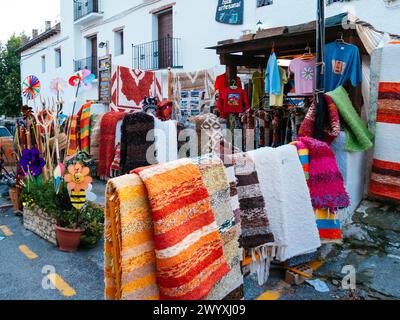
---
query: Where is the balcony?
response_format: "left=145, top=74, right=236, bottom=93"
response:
left=74, top=0, right=103, bottom=25
left=74, top=56, right=98, bottom=78
left=132, top=37, right=183, bottom=71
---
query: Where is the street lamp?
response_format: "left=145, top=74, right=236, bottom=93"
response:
left=256, top=20, right=264, bottom=31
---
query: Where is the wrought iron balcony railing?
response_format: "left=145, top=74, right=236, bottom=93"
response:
left=74, top=56, right=98, bottom=77
left=132, top=37, right=183, bottom=70
left=74, top=0, right=101, bottom=21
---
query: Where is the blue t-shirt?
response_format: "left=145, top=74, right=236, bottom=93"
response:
left=265, top=52, right=282, bottom=95
left=324, top=42, right=362, bottom=92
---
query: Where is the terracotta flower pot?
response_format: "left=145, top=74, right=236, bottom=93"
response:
left=55, top=226, right=85, bottom=253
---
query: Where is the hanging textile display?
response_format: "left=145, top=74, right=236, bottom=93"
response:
left=173, top=68, right=216, bottom=120
left=78, top=102, right=92, bottom=155
left=90, top=114, right=104, bottom=170
left=247, top=145, right=321, bottom=263
left=67, top=115, right=79, bottom=156
left=134, top=158, right=230, bottom=300
left=110, top=66, right=163, bottom=113
left=251, top=71, right=265, bottom=109
left=120, top=112, right=155, bottom=174
left=298, top=94, right=341, bottom=145
left=370, top=42, right=400, bottom=201
left=105, top=174, right=159, bottom=300
left=327, top=86, right=374, bottom=152
left=98, top=112, right=126, bottom=177
left=194, top=155, right=243, bottom=300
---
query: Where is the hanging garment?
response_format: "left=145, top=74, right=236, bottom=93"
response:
left=215, top=73, right=242, bottom=92
left=120, top=112, right=156, bottom=174
left=98, top=112, right=126, bottom=177
left=289, top=57, right=317, bottom=95
left=370, top=42, right=400, bottom=201
left=135, top=158, right=230, bottom=300
left=90, top=114, right=103, bottom=171
left=327, top=86, right=374, bottom=152
left=110, top=143, right=121, bottom=178
left=298, top=137, right=350, bottom=211
left=194, top=155, right=243, bottom=300
left=298, top=94, right=341, bottom=144
left=247, top=145, right=321, bottom=262
left=270, top=67, right=288, bottom=107
left=104, top=174, right=159, bottom=300
left=217, top=86, right=250, bottom=119
left=324, top=42, right=362, bottom=91
left=251, top=71, right=265, bottom=109
left=265, top=52, right=282, bottom=96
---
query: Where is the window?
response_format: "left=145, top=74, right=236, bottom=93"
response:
left=41, top=55, right=46, bottom=73
left=55, top=48, right=62, bottom=68
left=114, top=29, right=124, bottom=56
left=257, top=0, right=273, bottom=7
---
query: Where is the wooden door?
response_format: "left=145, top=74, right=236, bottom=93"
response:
left=158, top=10, right=173, bottom=69
left=90, top=36, right=98, bottom=75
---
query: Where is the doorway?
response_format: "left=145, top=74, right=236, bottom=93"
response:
left=157, top=10, right=173, bottom=69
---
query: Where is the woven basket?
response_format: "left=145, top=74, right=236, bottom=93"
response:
left=9, top=187, right=20, bottom=211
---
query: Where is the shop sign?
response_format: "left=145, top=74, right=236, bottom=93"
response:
left=215, top=0, right=244, bottom=25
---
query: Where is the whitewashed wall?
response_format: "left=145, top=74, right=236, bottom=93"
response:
left=21, top=0, right=400, bottom=115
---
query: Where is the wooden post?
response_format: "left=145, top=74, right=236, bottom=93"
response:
left=226, top=64, right=238, bottom=87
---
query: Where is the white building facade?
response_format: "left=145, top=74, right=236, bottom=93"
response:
left=20, top=0, right=400, bottom=115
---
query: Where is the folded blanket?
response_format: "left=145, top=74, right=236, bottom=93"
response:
left=98, top=112, right=127, bottom=177
left=327, top=86, right=374, bottom=152
left=121, top=112, right=156, bottom=174
left=298, top=137, right=350, bottom=211
left=193, top=155, right=243, bottom=300
left=105, top=174, right=159, bottom=300
left=248, top=146, right=321, bottom=262
left=136, top=158, right=230, bottom=300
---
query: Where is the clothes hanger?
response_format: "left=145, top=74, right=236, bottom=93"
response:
left=301, top=43, right=315, bottom=60
left=230, top=79, right=238, bottom=90
left=336, top=32, right=349, bottom=45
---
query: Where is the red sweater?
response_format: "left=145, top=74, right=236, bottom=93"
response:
left=217, top=87, right=250, bottom=119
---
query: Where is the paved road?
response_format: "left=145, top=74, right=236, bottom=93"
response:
left=0, top=203, right=104, bottom=300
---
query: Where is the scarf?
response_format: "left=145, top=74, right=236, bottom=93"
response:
left=194, top=155, right=243, bottom=300
left=98, top=112, right=127, bottom=178
left=298, top=94, right=341, bottom=145
left=370, top=42, right=400, bottom=201
left=298, top=137, right=350, bottom=210
left=104, top=174, right=159, bottom=300
left=120, top=112, right=155, bottom=175
left=292, top=140, right=343, bottom=244
left=327, top=86, right=374, bottom=152
left=135, top=158, right=230, bottom=300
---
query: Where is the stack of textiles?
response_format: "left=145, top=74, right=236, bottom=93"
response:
left=98, top=112, right=127, bottom=178
left=120, top=112, right=156, bottom=175
left=105, top=156, right=243, bottom=300
left=370, top=41, right=400, bottom=201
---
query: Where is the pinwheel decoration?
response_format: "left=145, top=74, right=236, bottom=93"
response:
left=53, top=163, right=66, bottom=194
left=69, top=69, right=96, bottom=90
left=50, top=78, right=67, bottom=95
left=22, top=75, right=41, bottom=100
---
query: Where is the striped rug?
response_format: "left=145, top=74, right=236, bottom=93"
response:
left=136, top=158, right=230, bottom=300
left=370, top=42, right=400, bottom=201
left=105, top=174, right=159, bottom=300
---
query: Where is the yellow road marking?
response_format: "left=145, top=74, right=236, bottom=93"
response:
left=0, top=225, right=13, bottom=237
left=19, top=245, right=38, bottom=260
left=257, top=290, right=282, bottom=300
left=47, top=273, right=76, bottom=297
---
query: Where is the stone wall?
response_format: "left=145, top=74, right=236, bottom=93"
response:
left=23, top=206, right=57, bottom=245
